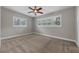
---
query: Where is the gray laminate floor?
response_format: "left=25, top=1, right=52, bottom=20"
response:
left=0, top=34, right=79, bottom=53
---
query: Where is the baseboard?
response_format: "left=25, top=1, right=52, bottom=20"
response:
left=75, top=42, right=79, bottom=47
left=1, top=33, right=33, bottom=40
left=35, top=33, right=76, bottom=43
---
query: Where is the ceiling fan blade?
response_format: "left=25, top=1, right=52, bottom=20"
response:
left=38, top=12, right=43, bottom=14
left=37, top=8, right=42, bottom=11
left=28, top=11, right=33, bottom=13
left=28, top=7, right=34, bottom=10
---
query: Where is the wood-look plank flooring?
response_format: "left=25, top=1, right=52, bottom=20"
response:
left=0, top=34, right=79, bottom=53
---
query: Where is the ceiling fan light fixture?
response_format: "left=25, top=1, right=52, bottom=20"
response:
left=34, top=10, right=37, bottom=13
left=28, top=6, right=43, bottom=15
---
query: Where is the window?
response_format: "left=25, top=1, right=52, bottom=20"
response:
left=36, top=15, right=62, bottom=27
left=13, top=16, right=27, bottom=27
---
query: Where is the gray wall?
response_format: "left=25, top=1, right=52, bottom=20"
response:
left=1, top=7, right=33, bottom=38
left=35, top=7, right=75, bottom=40
left=0, top=6, right=1, bottom=38
left=1, top=7, right=76, bottom=41
left=0, top=6, right=1, bottom=48
left=76, top=7, right=79, bottom=47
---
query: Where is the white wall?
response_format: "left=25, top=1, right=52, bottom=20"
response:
left=1, top=7, right=33, bottom=39
left=35, top=7, right=75, bottom=41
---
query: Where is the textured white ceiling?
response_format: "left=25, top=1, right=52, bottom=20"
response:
left=3, top=6, right=73, bottom=17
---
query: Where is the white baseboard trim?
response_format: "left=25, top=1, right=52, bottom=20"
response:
left=76, top=42, right=79, bottom=47
left=1, top=33, right=33, bottom=40
left=35, top=33, right=76, bottom=43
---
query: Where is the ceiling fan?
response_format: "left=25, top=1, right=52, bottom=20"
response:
left=28, top=6, right=43, bottom=15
